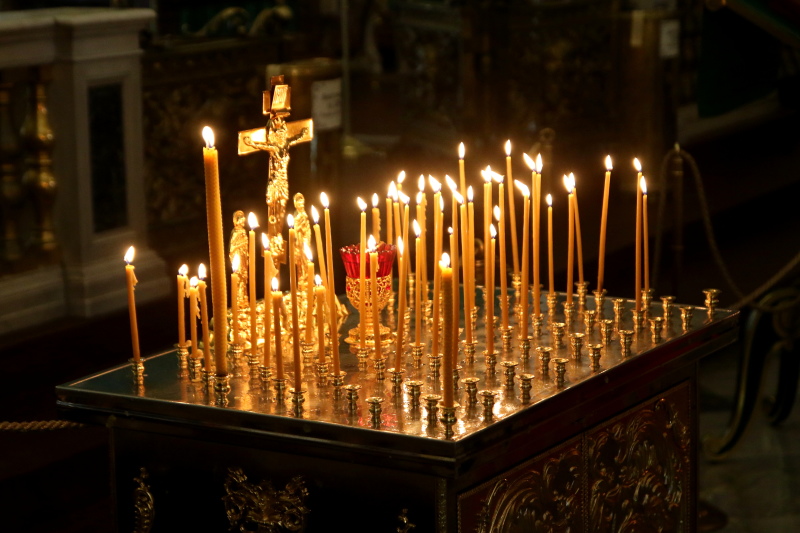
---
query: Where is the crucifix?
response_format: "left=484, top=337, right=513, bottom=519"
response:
left=238, top=75, right=313, bottom=264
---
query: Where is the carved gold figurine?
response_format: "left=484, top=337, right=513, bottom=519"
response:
left=229, top=210, right=249, bottom=309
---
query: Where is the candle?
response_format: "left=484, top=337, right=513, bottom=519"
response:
left=459, top=196, right=471, bottom=343
left=271, top=277, right=284, bottom=380
left=505, top=140, right=520, bottom=277
left=523, top=153, right=543, bottom=316
left=400, top=193, right=410, bottom=278
left=124, top=246, right=140, bottom=363
left=304, top=243, right=315, bottom=343
left=571, top=173, right=584, bottom=285
left=385, top=187, right=393, bottom=247
left=547, top=194, right=554, bottom=295
left=634, top=158, right=643, bottom=312
left=467, top=187, right=476, bottom=322
left=598, top=156, right=612, bottom=292
left=368, top=235, right=381, bottom=361
left=371, top=193, right=381, bottom=243
left=320, top=192, right=340, bottom=374
left=390, top=181, right=401, bottom=255
left=483, top=167, right=492, bottom=285
left=248, top=212, right=259, bottom=357
left=287, top=214, right=301, bottom=390
left=397, top=169, right=406, bottom=195
left=188, top=276, right=199, bottom=357
left=231, top=253, right=241, bottom=344
left=413, top=220, right=423, bottom=346
left=315, top=275, right=326, bottom=363
left=487, top=224, right=497, bottom=355
left=394, top=237, right=407, bottom=370
left=445, top=176, right=460, bottom=350
left=430, top=177, right=443, bottom=357
left=641, top=176, right=650, bottom=293
left=564, top=175, right=575, bottom=305
left=494, top=205, right=509, bottom=329
left=458, top=142, right=466, bottom=195
left=310, top=206, right=328, bottom=290
left=201, top=126, right=228, bottom=376
left=357, top=197, right=368, bottom=350
left=198, top=264, right=211, bottom=372
left=515, top=181, right=530, bottom=339
left=177, top=264, right=188, bottom=348
left=418, top=176, right=428, bottom=309
left=262, top=234, right=274, bottom=369
left=440, top=252, right=454, bottom=408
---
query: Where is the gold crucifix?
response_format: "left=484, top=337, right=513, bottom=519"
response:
left=238, top=75, right=313, bottom=264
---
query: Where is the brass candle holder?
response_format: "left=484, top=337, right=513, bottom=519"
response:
left=290, top=388, right=306, bottom=415
left=131, top=359, right=145, bottom=388
left=480, top=390, right=497, bottom=422
left=551, top=322, right=566, bottom=348
left=424, top=394, right=441, bottom=425
left=642, top=288, right=654, bottom=319
left=428, top=354, right=442, bottom=380
left=367, top=396, right=384, bottom=428
left=532, top=313, right=544, bottom=338
left=440, top=405, right=457, bottom=440
left=537, top=346, right=552, bottom=377
left=588, top=344, right=602, bottom=372
left=214, top=374, right=231, bottom=406
left=563, top=302, right=575, bottom=327
left=593, top=289, right=606, bottom=316
left=406, top=380, right=423, bottom=410
left=229, top=343, right=244, bottom=378
left=501, top=361, right=518, bottom=391
left=201, top=369, right=214, bottom=390
left=500, top=326, right=514, bottom=352
left=650, top=317, right=664, bottom=344
left=247, top=353, right=261, bottom=382
left=273, top=377, right=287, bottom=404
left=553, top=358, right=568, bottom=388
left=300, top=341, right=314, bottom=366
left=546, top=293, right=558, bottom=319
left=373, top=357, right=387, bottom=381
left=356, top=347, right=370, bottom=371
left=316, top=362, right=329, bottom=387
left=576, top=281, right=590, bottom=312
left=619, top=330, right=634, bottom=358
left=704, top=288, right=721, bottom=316
left=484, top=351, right=497, bottom=375
left=453, top=365, right=462, bottom=390
left=583, top=309, right=596, bottom=335
left=176, top=345, right=190, bottom=379
left=463, top=341, right=477, bottom=366
left=389, top=368, right=404, bottom=393
left=259, top=366, right=271, bottom=391
left=411, top=343, right=425, bottom=369
left=344, top=384, right=361, bottom=414
left=519, top=373, right=534, bottom=403
left=600, top=319, right=614, bottom=346
left=519, top=337, right=532, bottom=362
left=331, top=371, right=346, bottom=401
left=470, top=307, right=478, bottom=337
left=680, top=306, right=694, bottom=331
left=661, top=295, right=676, bottom=322
left=462, top=377, right=480, bottom=407
left=570, top=332, right=584, bottom=361
left=632, top=310, right=645, bottom=331
left=612, top=298, right=625, bottom=327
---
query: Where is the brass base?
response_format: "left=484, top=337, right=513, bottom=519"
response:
left=214, top=374, right=231, bottom=406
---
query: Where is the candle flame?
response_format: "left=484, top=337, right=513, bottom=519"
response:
left=523, top=152, right=535, bottom=171
left=399, top=192, right=410, bottom=205
left=372, top=193, right=379, bottom=208
left=357, top=197, right=368, bottom=211
left=413, top=219, right=421, bottom=237
left=418, top=174, right=425, bottom=192
left=441, top=252, right=451, bottom=268
left=546, top=193, right=553, bottom=207
left=311, top=205, right=320, bottom=224
left=232, top=254, right=241, bottom=273
left=536, top=153, right=543, bottom=173
left=492, top=171, right=504, bottom=184
left=190, top=276, right=198, bottom=288
left=640, top=176, right=647, bottom=194
left=514, top=179, right=530, bottom=197
left=248, top=212, right=259, bottom=230
left=198, top=263, right=207, bottom=279
left=261, top=232, right=269, bottom=250
left=388, top=181, right=397, bottom=200
left=505, top=139, right=511, bottom=156
left=448, top=226, right=453, bottom=235
left=320, top=192, right=330, bottom=208
left=482, top=166, right=493, bottom=183
left=304, top=242, right=313, bottom=261
left=397, top=170, right=406, bottom=184
left=454, top=191, right=464, bottom=204
left=315, top=274, right=322, bottom=286
left=271, top=276, right=279, bottom=292
left=287, top=213, right=294, bottom=228
left=445, top=174, right=458, bottom=192
left=201, top=126, right=214, bottom=149
left=569, top=172, right=576, bottom=191
left=490, top=224, right=497, bottom=238
left=605, top=155, right=613, bottom=171
left=178, top=263, right=188, bottom=276
left=397, top=236, right=404, bottom=255
left=563, top=174, right=574, bottom=194
left=416, top=191, right=423, bottom=205
left=458, top=142, right=465, bottom=159
left=633, top=157, right=642, bottom=172
left=124, top=245, right=135, bottom=264
left=493, top=205, right=501, bottom=221
left=428, top=175, right=441, bottom=193
left=467, top=185, right=474, bottom=202
left=368, top=234, right=377, bottom=250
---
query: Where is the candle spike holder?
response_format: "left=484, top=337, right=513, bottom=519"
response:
left=131, top=359, right=145, bottom=388
left=576, top=281, right=590, bottom=312
left=583, top=310, right=596, bottom=335
left=470, top=307, right=478, bottom=337
left=176, top=345, right=190, bottom=379
left=247, top=353, right=261, bottom=382
left=273, top=377, right=287, bottom=404
left=519, top=373, right=534, bottom=403
left=424, top=394, right=441, bottom=426
left=428, top=354, right=442, bottom=380
left=301, top=341, right=314, bottom=366
left=593, top=289, right=607, bottom=316
left=612, top=298, right=625, bottom=327
left=642, top=289, right=654, bottom=319
left=632, top=310, right=645, bottom=331
left=551, top=322, right=566, bottom=348
left=661, top=296, right=676, bottom=322
left=356, top=347, right=370, bottom=371
left=463, top=341, right=477, bottom=366
left=650, top=317, right=664, bottom=344
left=406, top=380, right=423, bottom=410
left=484, top=351, right=497, bottom=376
left=316, top=362, right=329, bottom=387
left=500, top=327, right=514, bottom=352
left=367, top=397, right=384, bottom=429
left=289, top=388, right=306, bottom=416
left=570, top=332, right=584, bottom=361
left=501, top=361, right=518, bottom=392
left=462, top=377, right=480, bottom=407
left=680, top=306, right=694, bottom=331
left=189, top=356, right=202, bottom=383
left=511, top=273, right=521, bottom=308
left=331, top=371, right=346, bottom=402
left=619, top=330, right=634, bottom=358
left=704, top=288, right=721, bottom=317
left=546, top=293, right=558, bottom=320
left=229, top=343, right=244, bottom=377
left=532, top=313, right=544, bottom=339
left=201, top=369, right=214, bottom=390
left=537, top=346, right=552, bottom=377
left=453, top=365, right=462, bottom=391
left=553, top=358, right=568, bottom=389
left=519, top=337, right=532, bottom=362
left=480, top=390, right=497, bottom=422
left=373, top=357, right=387, bottom=381
left=259, top=366, right=272, bottom=391
left=563, top=302, right=575, bottom=328
left=389, top=368, right=405, bottom=395
left=600, top=319, right=614, bottom=346
left=411, top=343, right=425, bottom=369
left=214, top=374, right=231, bottom=407
left=588, top=344, right=602, bottom=372
left=344, top=384, right=361, bottom=415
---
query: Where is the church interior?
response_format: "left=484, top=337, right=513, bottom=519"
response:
left=1, top=1, right=799, bottom=531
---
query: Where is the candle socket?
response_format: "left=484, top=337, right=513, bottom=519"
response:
left=546, top=293, right=558, bottom=319
left=259, top=365, right=271, bottom=391
left=247, top=353, right=261, bottom=382
left=501, top=327, right=514, bottom=352
left=553, top=358, right=568, bottom=388
left=532, top=314, right=544, bottom=339
left=619, top=330, right=634, bottom=358
left=519, top=337, right=532, bottom=361
left=480, top=390, right=497, bottom=422
left=512, top=274, right=521, bottom=306
left=357, top=347, right=370, bottom=371
left=214, top=374, right=231, bottom=406
left=316, top=362, right=329, bottom=387
left=484, top=351, right=497, bottom=375
left=600, top=319, right=614, bottom=346
left=130, top=359, right=145, bottom=388
left=390, top=368, right=405, bottom=393
left=576, top=281, right=590, bottom=312
left=563, top=303, right=576, bottom=328
left=189, top=356, right=202, bottom=383
left=273, top=377, right=287, bottom=404
left=453, top=365, right=462, bottom=390
left=301, top=341, right=315, bottom=366
left=463, top=341, right=477, bottom=366
left=519, top=373, right=534, bottom=403
left=406, top=380, right=423, bottom=409
left=501, top=361, right=518, bottom=391
left=176, top=345, right=190, bottom=379
left=650, top=317, right=664, bottom=344
left=704, top=288, right=721, bottom=317
left=411, top=343, right=425, bottom=369
left=428, top=354, right=442, bottom=380
left=201, top=369, right=214, bottom=390
left=440, top=406, right=457, bottom=440
left=632, top=310, right=645, bottom=331
left=680, top=306, right=694, bottom=331
left=229, top=343, right=244, bottom=377
left=593, top=290, right=606, bottom=316
left=332, top=371, right=346, bottom=401
left=424, top=394, right=441, bottom=425
left=537, top=346, right=552, bottom=377
left=344, top=384, right=361, bottom=415
left=367, top=396, right=384, bottom=428
left=589, top=344, right=603, bottom=372
left=551, top=322, right=566, bottom=348
left=289, top=388, right=306, bottom=415
left=373, top=357, right=387, bottom=381
left=470, top=307, right=478, bottom=336
left=583, top=310, right=596, bottom=335
left=661, top=296, right=676, bottom=322
left=642, top=289, right=654, bottom=319
left=612, top=298, right=625, bottom=327
left=570, top=333, right=585, bottom=361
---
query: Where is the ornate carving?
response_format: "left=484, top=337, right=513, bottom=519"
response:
left=397, top=508, right=416, bottom=533
left=133, top=467, right=155, bottom=533
left=222, top=467, right=309, bottom=532
left=586, top=386, right=692, bottom=532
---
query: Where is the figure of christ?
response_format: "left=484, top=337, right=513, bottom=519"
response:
left=228, top=210, right=249, bottom=309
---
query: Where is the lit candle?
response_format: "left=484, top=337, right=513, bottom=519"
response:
left=177, top=264, right=188, bottom=348
left=413, top=220, right=423, bottom=346
left=124, top=246, right=140, bottom=363
left=571, top=173, right=584, bottom=285
left=248, top=212, right=259, bottom=357
left=440, top=252, right=454, bottom=408
left=430, top=177, right=443, bottom=357
left=515, top=181, right=530, bottom=339
left=357, top=197, right=368, bottom=350
left=385, top=185, right=394, bottom=247
left=310, top=206, right=328, bottom=290
left=547, top=194, right=554, bottom=296
left=394, top=236, right=407, bottom=370
left=458, top=142, right=466, bottom=197
left=262, top=234, right=274, bottom=369
left=466, top=186, right=476, bottom=320
left=445, top=176, right=460, bottom=349
left=487, top=224, right=497, bottom=355
left=494, top=205, right=509, bottom=329
left=634, top=158, right=643, bottom=312
left=287, top=214, right=301, bottom=389
left=371, top=193, right=381, bottom=243
left=459, top=194, right=471, bottom=343
left=397, top=169, right=406, bottom=195
left=231, top=253, right=241, bottom=344
left=483, top=167, right=492, bottom=285
left=598, top=156, right=612, bottom=292
left=315, top=275, right=326, bottom=363
left=188, top=276, right=199, bottom=358
left=271, top=277, right=284, bottom=380
left=641, top=176, right=650, bottom=294
left=320, top=192, right=340, bottom=374
left=564, top=175, right=575, bottom=305
left=418, top=176, right=428, bottom=308
left=505, top=140, right=520, bottom=277
left=201, top=126, right=227, bottom=376
left=400, top=193, right=410, bottom=277
left=304, top=243, right=315, bottom=343
left=390, top=181, right=401, bottom=256
left=534, top=154, right=543, bottom=316
left=198, top=264, right=211, bottom=372
left=368, top=235, right=381, bottom=361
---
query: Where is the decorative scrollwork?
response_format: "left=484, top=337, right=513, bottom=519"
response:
left=397, top=508, right=416, bottom=533
left=133, top=467, right=155, bottom=533
left=223, top=467, right=309, bottom=532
